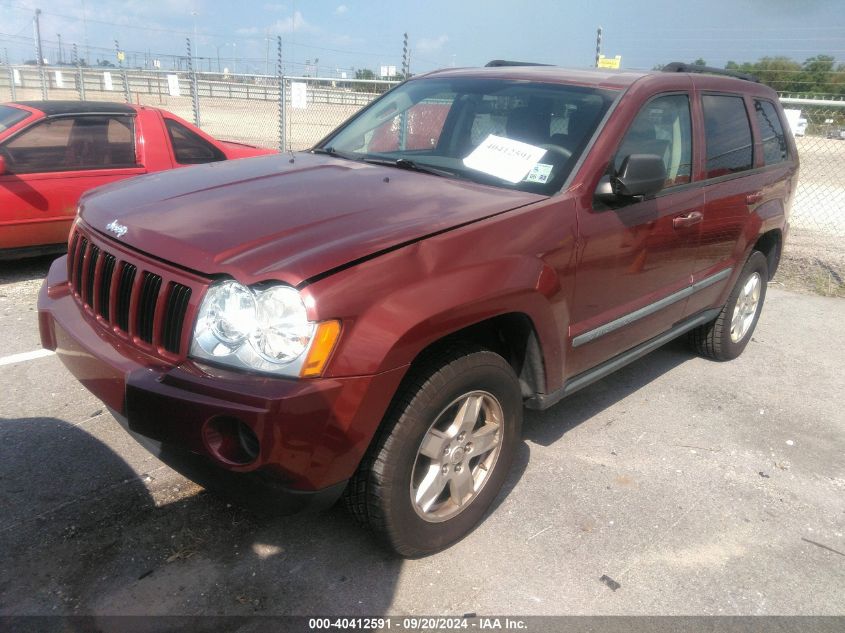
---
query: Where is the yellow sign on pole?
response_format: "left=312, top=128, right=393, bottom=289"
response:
left=597, top=55, right=622, bottom=69
left=116, top=50, right=125, bottom=62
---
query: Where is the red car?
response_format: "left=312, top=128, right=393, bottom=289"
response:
left=0, top=101, right=274, bottom=259
left=39, top=63, right=797, bottom=556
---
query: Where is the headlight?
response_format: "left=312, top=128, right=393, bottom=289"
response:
left=191, top=280, right=338, bottom=377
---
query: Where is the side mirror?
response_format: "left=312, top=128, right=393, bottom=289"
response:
left=0, top=155, right=6, bottom=176
left=595, top=153, right=666, bottom=204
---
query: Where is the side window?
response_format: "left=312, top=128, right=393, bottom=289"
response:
left=1, top=116, right=136, bottom=173
left=614, top=94, right=692, bottom=188
left=754, top=100, right=788, bottom=165
left=702, top=95, right=753, bottom=178
left=165, top=119, right=226, bottom=164
left=2, top=118, right=74, bottom=173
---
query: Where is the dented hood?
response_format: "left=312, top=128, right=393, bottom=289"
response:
left=80, top=153, right=543, bottom=285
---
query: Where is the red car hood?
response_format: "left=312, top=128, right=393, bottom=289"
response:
left=80, top=153, right=544, bottom=285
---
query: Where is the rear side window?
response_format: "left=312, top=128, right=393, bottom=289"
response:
left=702, top=95, right=753, bottom=178
left=614, top=94, right=693, bottom=188
left=165, top=119, right=225, bottom=164
left=754, top=100, right=788, bottom=165
left=1, top=115, right=136, bottom=173
left=0, top=105, right=31, bottom=132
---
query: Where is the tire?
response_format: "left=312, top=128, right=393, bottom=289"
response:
left=344, top=344, right=523, bottom=557
left=690, top=250, right=768, bottom=361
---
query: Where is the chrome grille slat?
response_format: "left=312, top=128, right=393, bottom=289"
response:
left=163, top=283, right=192, bottom=354
left=84, top=245, right=100, bottom=306
left=116, top=263, right=137, bottom=333
left=137, top=272, right=162, bottom=344
left=72, top=237, right=88, bottom=294
left=98, top=253, right=116, bottom=321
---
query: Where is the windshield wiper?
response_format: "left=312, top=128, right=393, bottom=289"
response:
left=311, top=146, right=358, bottom=161
left=361, top=157, right=456, bottom=178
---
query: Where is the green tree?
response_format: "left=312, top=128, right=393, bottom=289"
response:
left=355, top=68, right=376, bottom=80
left=802, top=55, right=836, bottom=93
left=749, top=57, right=803, bottom=92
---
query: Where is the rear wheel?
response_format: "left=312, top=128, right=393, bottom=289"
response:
left=344, top=345, right=522, bottom=557
left=690, top=250, right=768, bottom=361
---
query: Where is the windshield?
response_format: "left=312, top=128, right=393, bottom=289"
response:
left=0, top=105, right=31, bottom=133
left=320, top=77, right=618, bottom=195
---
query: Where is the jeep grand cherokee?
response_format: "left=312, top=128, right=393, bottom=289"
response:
left=38, top=62, right=797, bottom=556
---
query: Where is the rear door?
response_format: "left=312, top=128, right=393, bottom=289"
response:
left=0, top=114, right=145, bottom=250
left=684, top=93, right=760, bottom=315
left=569, top=92, right=701, bottom=377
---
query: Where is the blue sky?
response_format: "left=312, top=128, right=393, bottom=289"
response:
left=1, top=0, right=843, bottom=75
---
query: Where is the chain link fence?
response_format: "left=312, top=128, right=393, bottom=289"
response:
left=1, top=63, right=842, bottom=294
left=0, top=63, right=396, bottom=151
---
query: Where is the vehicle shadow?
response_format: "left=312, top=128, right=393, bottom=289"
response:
left=0, top=416, right=402, bottom=621
left=0, top=253, right=61, bottom=285
left=0, top=341, right=691, bottom=622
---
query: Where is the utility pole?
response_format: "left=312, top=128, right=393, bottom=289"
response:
left=595, top=26, right=602, bottom=68
left=33, top=8, right=47, bottom=99
left=57, top=33, right=62, bottom=64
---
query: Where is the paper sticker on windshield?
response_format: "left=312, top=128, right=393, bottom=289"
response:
left=463, top=134, right=547, bottom=183
left=524, top=163, right=553, bottom=184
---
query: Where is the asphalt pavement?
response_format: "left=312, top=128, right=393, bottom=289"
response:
left=1, top=255, right=843, bottom=617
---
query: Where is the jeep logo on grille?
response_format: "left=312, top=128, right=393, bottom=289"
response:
left=105, top=220, right=128, bottom=238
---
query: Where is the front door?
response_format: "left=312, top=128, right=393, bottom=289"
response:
left=568, top=93, right=700, bottom=378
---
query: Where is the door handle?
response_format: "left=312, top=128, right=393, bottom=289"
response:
left=672, top=211, right=703, bottom=229
left=746, top=192, right=763, bottom=205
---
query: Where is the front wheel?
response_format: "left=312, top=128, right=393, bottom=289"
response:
left=690, top=250, right=769, bottom=361
left=344, top=345, right=523, bottom=557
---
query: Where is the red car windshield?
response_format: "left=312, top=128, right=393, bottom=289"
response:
left=319, top=77, right=618, bottom=196
left=0, top=105, right=31, bottom=133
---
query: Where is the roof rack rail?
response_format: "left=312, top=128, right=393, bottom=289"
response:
left=485, top=60, right=553, bottom=68
left=661, top=62, right=759, bottom=83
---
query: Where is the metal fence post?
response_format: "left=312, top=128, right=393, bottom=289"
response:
left=277, top=36, right=286, bottom=152
left=4, top=49, right=16, bottom=101
left=73, top=43, right=85, bottom=100
left=187, top=38, right=201, bottom=127
left=122, top=70, right=130, bottom=103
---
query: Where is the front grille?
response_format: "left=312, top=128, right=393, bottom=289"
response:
left=67, top=226, right=198, bottom=358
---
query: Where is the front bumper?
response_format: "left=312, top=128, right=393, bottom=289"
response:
left=38, top=256, right=406, bottom=506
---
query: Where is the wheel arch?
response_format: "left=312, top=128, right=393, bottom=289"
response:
left=753, top=228, right=783, bottom=280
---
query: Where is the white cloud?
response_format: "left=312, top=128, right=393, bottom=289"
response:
left=236, top=26, right=260, bottom=36
left=417, top=35, right=449, bottom=53
left=334, top=4, right=348, bottom=15
left=271, top=10, right=317, bottom=34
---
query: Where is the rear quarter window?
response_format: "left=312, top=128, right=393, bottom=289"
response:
left=165, top=119, right=225, bottom=164
left=0, top=105, right=31, bottom=132
left=702, top=94, right=754, bottom=178
left=754, top=100, right=788, bottom=165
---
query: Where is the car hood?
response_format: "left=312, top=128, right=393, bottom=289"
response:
left=80, top=153, right=544, bottom=285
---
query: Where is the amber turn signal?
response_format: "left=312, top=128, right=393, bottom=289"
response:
left=300, top=320, right=341, bottom=378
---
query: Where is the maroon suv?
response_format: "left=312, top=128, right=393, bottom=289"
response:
left=38, top=62, right=797, bottom=556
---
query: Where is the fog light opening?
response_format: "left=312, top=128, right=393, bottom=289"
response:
left=203, top=416, right=260, bottom=465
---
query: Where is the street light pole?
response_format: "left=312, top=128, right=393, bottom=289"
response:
left=191, top=11, right=199, bottom=65
left=33, top=8, right=47, bottom=99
